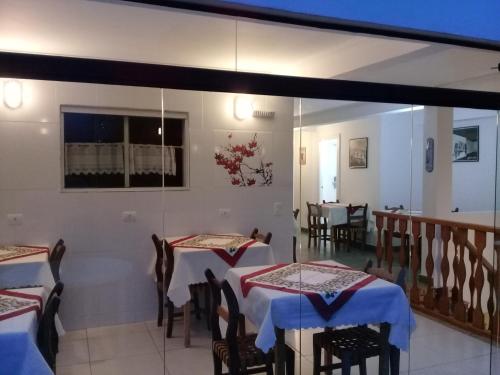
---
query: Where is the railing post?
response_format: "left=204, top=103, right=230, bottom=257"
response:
left=399, top=218, right=408, bottom=268
left=454, top=228, right=468, bottom=322
left=451, top=232, right=460, bottom=306
left=438, top=225, right=451, bottom=315
left=410, top=220, right=421, bottom=305
left=467, top=237, right=477, bottom=323
left=424, top=223, right=436, bottom=310
left=386, top=217, right=395, bottom=274
left=472, top=230, right=486, bottom=329
left=376, top=215, right=384, bottom=268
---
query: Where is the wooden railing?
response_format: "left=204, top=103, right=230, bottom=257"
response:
left=373, top=210, right=499, bottom=340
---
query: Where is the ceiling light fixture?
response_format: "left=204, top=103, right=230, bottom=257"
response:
left=3, top=80, right=23, bottom=109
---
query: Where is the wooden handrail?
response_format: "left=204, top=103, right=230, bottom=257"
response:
left=449, top=227, right=495, bottom=277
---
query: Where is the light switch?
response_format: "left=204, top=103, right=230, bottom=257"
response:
left=7, top=213, right=23, bottom=226
left=122, top=211, right=137, bottom=223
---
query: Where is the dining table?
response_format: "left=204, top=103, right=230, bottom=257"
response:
left=0, top=245, right=55, bottom=290
left=163, top=233, right=276, bottom=347
left=0, top=287, right=53, bottom=375
left=320, top=202, right=373, bottom=229
left=226, top=260, right=416, bottom=375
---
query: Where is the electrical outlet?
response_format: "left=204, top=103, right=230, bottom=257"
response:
left=122, top=211, right=137, bottom=223
left=7, top=213, right=23, bottom=226
left=218, top=208, right=231, bottom=218
left=273, top=202, right=283, bottom=216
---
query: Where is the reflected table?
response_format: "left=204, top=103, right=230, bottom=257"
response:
left=226, top=260, right=416, bottom=375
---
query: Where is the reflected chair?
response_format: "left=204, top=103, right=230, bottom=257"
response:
left=293, top=209, right=300, bottom=263
left=47, top=282, right=64, bottom=354
left=250, top=228, right=272, bottom=244
left=152, top=234, right=206, bottom=336
left=49, top=239, right=66, bottom=283
left=205, top=268, right=295, bottom=375
left=383, top=205, right=410, bottom=264
left=312, top=263, right=406, bottom=375
left=37, top=291, right=61, bottom=372
left=306, top=202, right=329, bottom=248
left=336, top=204, right=368, bottom=251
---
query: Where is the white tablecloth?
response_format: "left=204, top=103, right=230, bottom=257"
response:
left=0, top=252, right=55, bottom=290
left=225, top=260, right=416, bottom=353
left=321, top=203, right=373, bottom=231
left=166, top=235, right=276, bottom=307
left=0, top=287, right=53, bottom=375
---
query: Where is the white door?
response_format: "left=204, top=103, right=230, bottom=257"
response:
left=319, top=139, right=338, bottom=203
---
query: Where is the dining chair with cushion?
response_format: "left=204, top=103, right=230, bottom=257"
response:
left=336, top=204, right=368, bottom=251
left=312, top=262, right=406, bottom=375
left=250, top=228, right=272, bottom=244
left=306, top=202, right=329, bottom=248
left=49, top=239, right=66, bottom=283
left=37, top=291, right=61, bottom=372
left=205, top=268, right=295, bottom=375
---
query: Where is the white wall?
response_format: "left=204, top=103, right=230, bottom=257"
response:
left=0, top=80, right=294, bottom=329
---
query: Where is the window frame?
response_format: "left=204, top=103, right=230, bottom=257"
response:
left=60, top=105, right=190, bottom=192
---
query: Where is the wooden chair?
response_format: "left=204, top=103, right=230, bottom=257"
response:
left=293, top=209, right=300, bottom=263
left=152, top=234, right=207, bottom=337
left=312, top=263, right=406, bottom=375
left=205, top=268, right=295, bottom=375
left=336, top=204, right=368, bottom=251
left=250, top=228, right=272, bottom=244
left=49, top=239, right=66, bottom=283
left=306, top=202, right=328, bottom=248
left=47, top=282, right=64, bottom=355
left=37, top=290, right=61, bottom=372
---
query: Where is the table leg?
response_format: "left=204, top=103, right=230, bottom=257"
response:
left=274, top=327, right=285, bottom=375
left=378, top=323, right=390, bottom=375
left=183, top=302, right=191, bottom=348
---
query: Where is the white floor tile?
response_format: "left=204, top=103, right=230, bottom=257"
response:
left=57, top=363, right=92, bottom=375
left=91, top=353, right=164, bottom=375
left=61, top=329, right=87, bottom=342
left=87, top=322, right=147, bottom=339
left=165, top=347, right=213, bottom=375
left=57, top=338, right=90, bottom=367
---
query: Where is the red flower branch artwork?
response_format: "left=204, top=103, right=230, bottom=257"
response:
left=214, top=133, right=273, bottom=186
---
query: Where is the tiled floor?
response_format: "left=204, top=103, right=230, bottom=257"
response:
left=57, top=311, right=496, bottom=375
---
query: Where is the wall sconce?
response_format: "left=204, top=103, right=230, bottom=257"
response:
left=3, top=80, right=23, bottom=109
left=234, top=96, right=254, bottom=120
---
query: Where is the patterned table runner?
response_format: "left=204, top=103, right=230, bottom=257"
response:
left=170, top=234, right=257, bottom=267
left=0, top=290, right=43, bottom=322
left=0, top=246, right=49, bottom=263
left=240, top=262, right=376, bottom=320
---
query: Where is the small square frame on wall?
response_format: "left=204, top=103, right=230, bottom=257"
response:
left=349, top=137, right=368, bottom=169
left=299, top=147, right=306, bottom=165
left=452, top=125, right=479, bottom=162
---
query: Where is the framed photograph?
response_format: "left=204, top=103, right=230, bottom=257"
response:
left=453, top=126, right=479, bottom=162
left=349, top=137, right=368, bottom=168
left=299, top=147, right=306, bottom=165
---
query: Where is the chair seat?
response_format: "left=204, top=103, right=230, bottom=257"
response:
left=213, top=334, right=271, bottom=368
left=313, top=326, right=381, bottom=361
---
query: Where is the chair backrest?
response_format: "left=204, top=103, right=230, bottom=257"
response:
left=205, top=268, right=243, bottom=370
left=152, top=234, right=175, bottom=290
left=451, top=207, right=459, bottom=212
left=49, top=239, right=66, bottom=283
left=364, top=259, right=407, bottom=290
left=37, top=293, right=61, bottom=371
left=306, top=201, right=322, bottom=218
left=250, top=228, right=272, bottom=244
left=346, top=203, right=368, bottom=225
left=384, top=205, right=404, bottom=211
left=293, top=209, right=299, bottom=219
left=48, top=281, right=64, bottom=302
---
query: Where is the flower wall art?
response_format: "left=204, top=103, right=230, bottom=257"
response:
left=214, top=132, right=273, bottom=186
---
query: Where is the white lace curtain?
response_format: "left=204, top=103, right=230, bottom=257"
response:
left=64, top=143, right=177, bottom=176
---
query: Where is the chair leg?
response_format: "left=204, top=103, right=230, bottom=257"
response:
left=308, top=230, right=312, bottom=249
left=213, top=353, right=223, bottom=375
left=204, top=284, right=211, bottom=330
left=312, top=337, right=321, bottom=375
left=266, top=355, right=274, bottom=375
left=166, top=299, right=174, bottom=338
left=285, top=346, right=295, bottom=375
left=157, top=285, right=163, bottom=327
left=341, top=353, right=352, bottom=375
left=389, top=345, right=400, bottom=374
left=191, top=286, right=201, bottom=320
left=293, top=236, right=297, bottom=263
left=359, top=357, right=367, bottom=375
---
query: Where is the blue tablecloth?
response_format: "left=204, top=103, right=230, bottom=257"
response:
left=0, top=332, right=53, bottom=375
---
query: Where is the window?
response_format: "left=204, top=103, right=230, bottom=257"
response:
left=62, top=107, right=187, bottom=189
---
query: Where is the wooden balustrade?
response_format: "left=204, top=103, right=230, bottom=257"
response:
left=373, top=210, right=499, bottom=341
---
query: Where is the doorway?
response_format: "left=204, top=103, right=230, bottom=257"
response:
left=319, top=138, right=339, bottom=203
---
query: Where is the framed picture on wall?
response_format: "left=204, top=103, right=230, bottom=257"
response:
left=299, top=147, right=306, bottom=165
left=453, top=126, right=479, bottom=162
left=349, top=137, right=368, bottom=168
